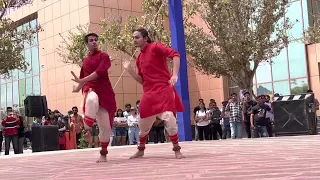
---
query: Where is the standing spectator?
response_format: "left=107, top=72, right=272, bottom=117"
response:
left=221, top=101, right=231, bottom=139
left=195, top=102, right=210, bottom=140
left=2, top=107, right=20, bottom=155
left=114, top=109, right=127, bottom=146
left=123, top=104, right=132, bottom=119
left=71, top=107, right=84, bottom=147
left=127, top=107, right=140, bottom=145
left=265, top=95, right=274, bottom=137
left=193, top=99, right=204, bottom=140
left=208, top=102, right=222, bottom=140
left=250, top=95, right=271, bottom=138
left=17, top=115, right=25, bottom=154
left=226, top=93, right=243, bottom=139
left=242, top=91, right=257, bottom=138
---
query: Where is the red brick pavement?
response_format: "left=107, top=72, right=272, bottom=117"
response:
left=1, top=135, right=320, bottom=180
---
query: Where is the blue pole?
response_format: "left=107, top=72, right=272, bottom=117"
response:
left=168, top=0, right=192, bottom=141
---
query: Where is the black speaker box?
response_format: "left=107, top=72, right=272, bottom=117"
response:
left=32, top=126, right=59, bottom=152
left=24, top=96, right=48, bottom=118
left=273, top=93, right=317, bottom=136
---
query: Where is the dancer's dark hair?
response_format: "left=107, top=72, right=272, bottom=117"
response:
left=134, top=28, right=152, bottom=43
left=84, top=33, right=99, bottom=43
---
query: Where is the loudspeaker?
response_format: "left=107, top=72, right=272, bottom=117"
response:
left=24, top=96, right=48, bottom=118
left=273, top=93, right=317, bottom=136
left=32, top=125, right=59, bottom=152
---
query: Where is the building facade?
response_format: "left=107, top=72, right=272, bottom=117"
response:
left=3, top=0, right=320, bottom=119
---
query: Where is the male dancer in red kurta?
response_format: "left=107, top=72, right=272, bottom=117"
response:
left=123, top=28, right=185, bottom=159
left=71, top=33, right=116, bottom=163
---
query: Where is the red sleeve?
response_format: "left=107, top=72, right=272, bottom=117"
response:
left=79, top=68, right=84, bottom=79
left=16, top=117, right=21, bottom=125
left=95, top=53, right=111, bottom=77
left=154, top=43, right=180, bottom=59
left=1, top=118, right=6, bottom=126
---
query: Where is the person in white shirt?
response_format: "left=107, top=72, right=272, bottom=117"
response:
left=195, top=102, right=210, bottom=140
left=127, top=107, right=140, bottom=145
left=114, top=109, right=128, bottom=146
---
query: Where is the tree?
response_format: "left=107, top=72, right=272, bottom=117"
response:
left=56, top=25, right=106, bottom=67
left=99, top=0, right=197, bottom=67
left=185, top=0, right=292, bottom=94
left=0, top=0, right=40, bottom=76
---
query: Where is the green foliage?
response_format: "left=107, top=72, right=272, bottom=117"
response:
left=0, top=0, right=41, bottom=76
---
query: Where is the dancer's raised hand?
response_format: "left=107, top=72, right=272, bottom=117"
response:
left=122, top=60, right=132, bottom=71
left=71, top=71, right=81, bottom=83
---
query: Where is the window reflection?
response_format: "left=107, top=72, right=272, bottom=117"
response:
left=272, top=48, right=289, bottom=81
left=31, top=46, right=40, bottom=75
left=33, top=76, right=40, bottom=95
left=19, top=80, right=26, bottom=106
left=13, top=81, right=19, bottom=106
left=25, top=48, right=32, bottom=77
left=286, top=1, right=303, bottom=40
left=290, top=78, right=308, bottom=95
left=257, top=83, right=273, bottom=95
left=287, top=41, right=307, bottom=78
left=273, top=81, right=290, bottom=96
left=6, top=83, right=12, bottom=107
left=26, top=77, right=32, bottom=96
left=256, top=62, right=272, bottom=83
left=1, top=84, right=6, bottom=108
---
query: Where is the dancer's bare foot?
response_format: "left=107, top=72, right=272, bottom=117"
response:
left=174, top=150, right=185, bottom=159
left=129, top=150, right=144, bottom=159
left=96, top=155, right=107, bottom=163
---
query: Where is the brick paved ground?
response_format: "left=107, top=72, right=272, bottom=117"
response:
left=0, top=135, right=320, bottom=180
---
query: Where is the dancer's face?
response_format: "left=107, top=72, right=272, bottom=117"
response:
left=87, top=35, right=98, bottom=52
left=133, top=31, right=147, bottom=48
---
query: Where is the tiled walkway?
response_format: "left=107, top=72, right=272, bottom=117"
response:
left=1, top=135, right=320, bottom=180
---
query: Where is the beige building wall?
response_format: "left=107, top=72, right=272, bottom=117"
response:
left=7, top=0, right=227, bottom=115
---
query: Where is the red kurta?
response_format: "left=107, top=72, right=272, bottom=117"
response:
left=80, top=51, right=117, bottom=121
left=136, top=43, right=184, bottom=118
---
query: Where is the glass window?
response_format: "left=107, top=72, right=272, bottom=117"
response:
left=271, top=48, right=289, bottom=81
left=26, top=77, right=32, bottom=96
left=286, top=1, right=303, bottom=40
left=273, top=81, right=290, bottom=96
left=12, top=69, right=18, bottom=81
left=256, top=62, right=272, bottom=83
left=30, top=19, right=38, bottom=46
left=302, top=0, right=309, bottom=29
left=13, top=81, right=19, bottom=107
left=23, top=23, right=30, bottom=49
left=287, top=41, right=307, bottom=78
left=257, top=83, right=273, bottom=95
left=33, top=75, right=41, bottom=95
left=19, top=80, right=26, bottom=106
left=25, top=48, right=32, bottom=77
left=31, top=46, right=40, bottom=75
left=1, top=84, right=6, bottom=109
left=290, top=78, right=308, bottom=95
left=6, top=83, right=12, bottom=108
